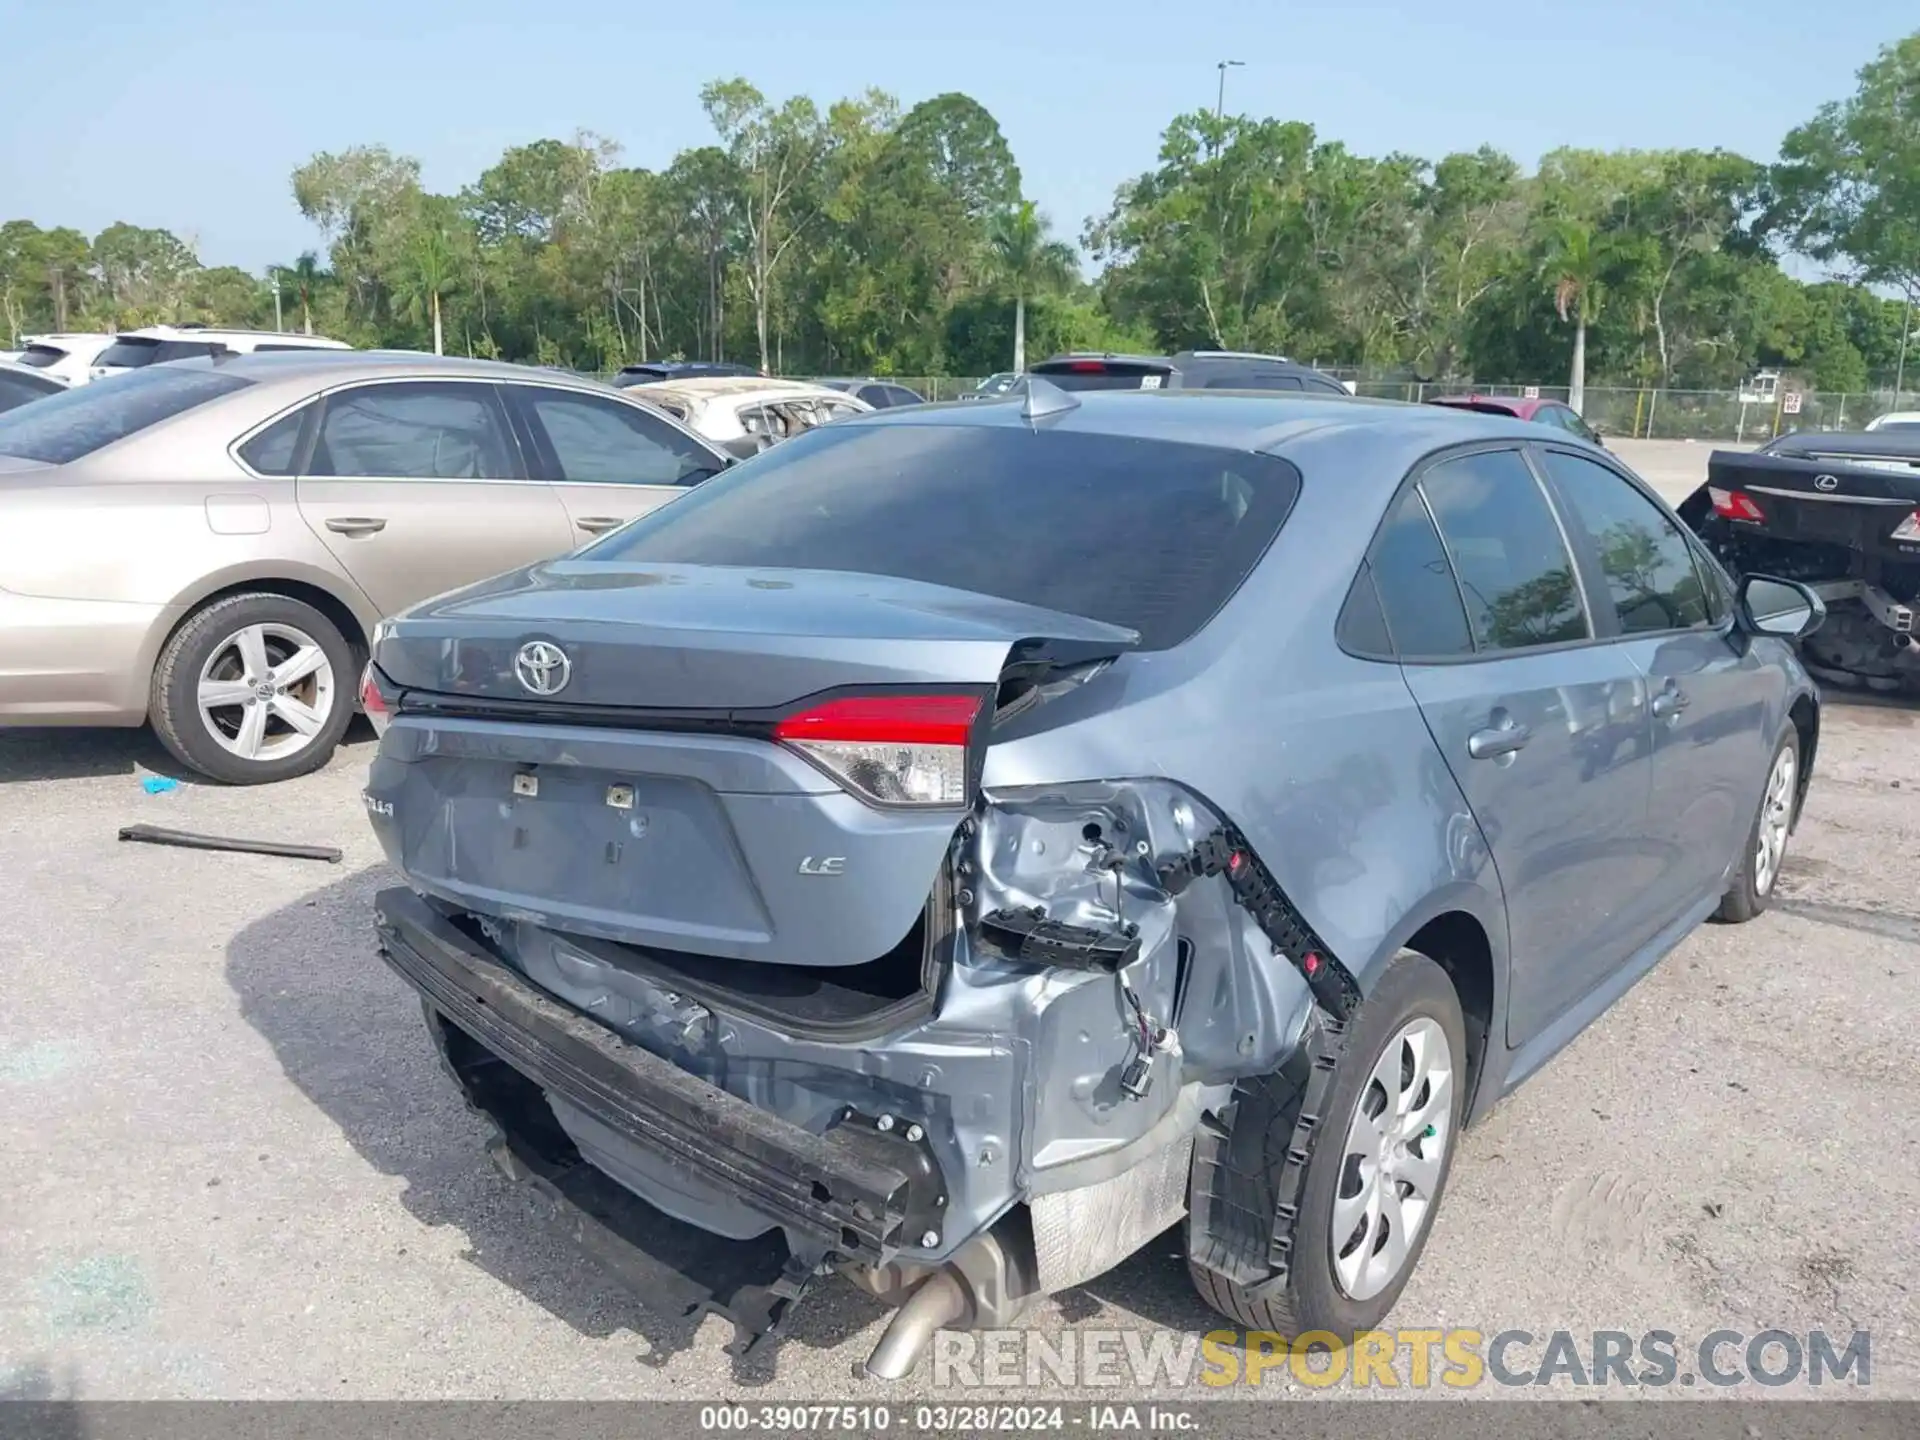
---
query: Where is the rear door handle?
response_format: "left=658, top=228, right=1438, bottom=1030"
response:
left=324, top=516, right=387, bottom=536
left=1651, top=685, right=1690, bottom=719
left=1467, top=719, right=1532, bottom=760
left=575, top=516, right=626, bottom=534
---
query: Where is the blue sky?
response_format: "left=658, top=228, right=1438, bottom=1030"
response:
left=2, top=0, right=1909, bottom=273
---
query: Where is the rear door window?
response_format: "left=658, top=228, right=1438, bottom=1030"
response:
left=583, top=423, right=1302, bottom=650
left=1419, top=447, right=1589, bottom=651
left=1536, top=448, right=1712, bottom=634
left=0, top=366, right=250, bottom=464
left=510, top=385, right=719, bottom=486
left=308, top=381, right=519, bottom=479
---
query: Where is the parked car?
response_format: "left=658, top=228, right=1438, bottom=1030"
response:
left=624, top=376, right=872, bottom=457
left=612, top=360, right=760, bottom=388
left=88, top=325, right=351, bottom=381
left=1030, top=349, right=1352, bottom=396
left=12, top=333, right=118, bottom=386
left=1864, top=410, right=1920, bottom=433
left=0, top=353, right=734, bottom=783
left=1678, top=426, right=1920, bottom=692
left=360, top=383, right=1821, bottom=1377
left=0, top=359, right=67, bottom=414
left=1428, top=392, right=1606, bottom=448
left=960, top=372, right=1024, bottom=400
left=816, top=377, right=927, bottom=409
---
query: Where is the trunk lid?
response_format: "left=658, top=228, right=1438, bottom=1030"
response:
left=375, top=559, right=1137, bottom=711
left=1706, top=446, right=1920, bottom=555
left=365, top=561, right=1136, bottom=969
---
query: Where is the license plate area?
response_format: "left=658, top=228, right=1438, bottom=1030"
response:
left=421, top=761, right=773, bottom=942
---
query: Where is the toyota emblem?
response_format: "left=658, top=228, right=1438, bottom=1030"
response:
left=1814, top=474, right=1839, bottom=491
left=514, top=641, right=571, bottom=696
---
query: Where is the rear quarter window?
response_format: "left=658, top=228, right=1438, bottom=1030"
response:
left=0, top=367, right=250, bottom=465
left=583, top=422, right=1302, bottom=650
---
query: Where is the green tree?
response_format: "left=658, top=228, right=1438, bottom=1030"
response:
left=1542, top=219, right=1610, bottom=413
left=1769, top=31, right=1920, bottom=307
left=701, top=79, right=829, bottom=373
left=986, top=201, right=1076, bottom=371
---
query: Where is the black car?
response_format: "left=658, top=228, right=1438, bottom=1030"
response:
left=1029, top=350, right=1352, bottom=396
left=817, top=378, right=927, bottom=409
left=613, top=361, right=760, bottom=388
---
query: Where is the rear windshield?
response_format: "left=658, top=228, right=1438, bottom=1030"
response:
left=94, top=336, right=224, bottom=368
left=584, top=422, right=1301, bottom=649
left=0, top=366, right=249, bottom=465
left=15, top=344, right=67, bottom=369
left=1028, top=360, right=1174, bottom=392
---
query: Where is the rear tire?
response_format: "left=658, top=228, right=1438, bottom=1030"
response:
left=1714, top=730, right=1800, bottom=924
left=150, top=593, right=355, bottom=785
left=1186, top=951, right=1466, bottom=1338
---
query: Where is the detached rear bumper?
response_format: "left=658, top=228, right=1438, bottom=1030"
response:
left=373, top=887, right=933, bottom=1264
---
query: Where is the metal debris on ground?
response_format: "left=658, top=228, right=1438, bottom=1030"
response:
left=116, top=824, right=343, bottom=864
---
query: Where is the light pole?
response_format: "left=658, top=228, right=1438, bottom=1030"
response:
left=270, top=268, right=283, bottom=332
left=1215, top=59, right=1244, bottom=122
left=1895, top=293, right=1916, bottom=403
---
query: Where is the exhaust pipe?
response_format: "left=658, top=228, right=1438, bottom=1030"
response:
left=858, top=1227, right=1038, bottom=1381
left=861, top=1271, right=971, bottom=1380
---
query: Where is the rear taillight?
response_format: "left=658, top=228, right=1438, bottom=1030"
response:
left=1709, top=486, right=1766, bottom=523
left=773, top=694, right=982, bottom=807
left=1066, top=361, right=1107, bottom=373
left=359, top=665, right=393, bottom=737
left=1893, top=511, right=1920, bottom=543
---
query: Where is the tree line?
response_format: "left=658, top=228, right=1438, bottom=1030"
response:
left=3, top=30, right=1916, bottom=394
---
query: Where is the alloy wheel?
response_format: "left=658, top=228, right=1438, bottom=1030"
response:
left=1753, top=745, right=1797, bottom=897
left=1331, top=1016, right=1454, bottom=1301
left=195, top=622, right=337, bottom=763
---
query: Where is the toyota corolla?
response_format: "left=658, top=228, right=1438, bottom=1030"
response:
left=360, top=384, right=1822, bottom=1377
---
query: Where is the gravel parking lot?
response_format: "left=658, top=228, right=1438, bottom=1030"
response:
left=3, top=438, right=1915, bottom=1402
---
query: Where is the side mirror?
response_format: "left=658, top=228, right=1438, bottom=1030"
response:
left=1738, top=574, right=1826, bottom=640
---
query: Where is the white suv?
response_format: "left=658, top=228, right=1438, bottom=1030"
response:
left=89, top=325, right=349, bottom=380
left=13, top=333, right=119, bottom=386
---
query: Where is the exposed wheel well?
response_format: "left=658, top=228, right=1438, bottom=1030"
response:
left=167, top=580, right=370, bottom=670
left=1788, top=694, right=1818, bottom=824
left=1404, top=911, right=1495, bottom=1119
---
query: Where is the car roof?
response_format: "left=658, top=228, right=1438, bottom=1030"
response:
left=115, top=325, right=351, bottom=346
left=847, top=387, right=1555, bottom=484
left=148, top=350, right=633, bottom=401
left=627, top=375, right=827, bottom=400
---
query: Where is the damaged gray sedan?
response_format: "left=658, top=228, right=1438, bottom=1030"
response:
left=361, top=383, right=1822, bottom=1375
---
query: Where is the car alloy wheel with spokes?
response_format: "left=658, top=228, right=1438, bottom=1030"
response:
left=195, top=622, right=337, bottom=763
left=1332, top=1016, right=1454, bottom=1301
left=1752, top=742, right=1796, bottom=898
left=150, top=591, right=358, bottom=785
left=1715, top=729, right=1802, bottom=924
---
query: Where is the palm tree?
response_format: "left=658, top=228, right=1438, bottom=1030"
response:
left=986, top=201, right=1077, bottom=373
left=394, top=226, right=457, bottom=356
left=1544, top=219, right=1608, bottom=416
left=288, top=251, right=327, bottom=335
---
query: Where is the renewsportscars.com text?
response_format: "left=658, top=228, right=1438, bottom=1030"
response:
left=931, top=1328, right=1871, bottom=1390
